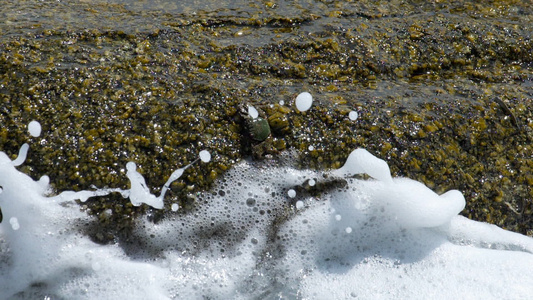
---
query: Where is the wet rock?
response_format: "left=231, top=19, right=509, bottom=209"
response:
left=0, top=0, right=532, bottom=237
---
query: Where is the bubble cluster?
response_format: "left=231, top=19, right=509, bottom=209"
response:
left=122, top=157, right=315, bottom=264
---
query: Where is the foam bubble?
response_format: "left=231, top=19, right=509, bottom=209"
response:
left=27, top=121, right=41, bottom=137
left=295, top=92, right=313, bottom=112
left=308, top=145, right=314, bottom=151
left=248, top=105, right=259, bottom=119
left=199, top=150, right=211, bottom=163
left=308, top=179, right=316, bottom=186
left=349, top=111, right=358, bottom=121
left=296, top=201, right=304, bottom=209
left=288, top=189, right=296, bottom=198
left=171, top=203, right=179, bottom=211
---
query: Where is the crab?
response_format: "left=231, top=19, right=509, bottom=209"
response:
left=238, top=104, right=278, bottom=158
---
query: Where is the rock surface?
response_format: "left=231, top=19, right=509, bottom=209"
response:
left=0, top=0, right=532, bottom=238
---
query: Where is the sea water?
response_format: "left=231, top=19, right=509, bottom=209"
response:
left=1, top=121, right=533, bottom=299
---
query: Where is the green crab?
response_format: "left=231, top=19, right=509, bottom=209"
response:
left=239, top=104, right=278, bottom=158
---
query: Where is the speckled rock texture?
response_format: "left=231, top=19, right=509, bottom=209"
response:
left=1, top=0, right=532, bottom=239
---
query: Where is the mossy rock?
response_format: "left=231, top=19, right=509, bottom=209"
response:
left=0, top=0, right=532, bottom=239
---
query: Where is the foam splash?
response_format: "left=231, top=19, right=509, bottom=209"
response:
left=52, top=149, right=208, bottom=210
left=1, top=122, right=533, bottom=299
left=331, top=148, right=465, bottom=228
left=332, top=148, right=394, bottom=183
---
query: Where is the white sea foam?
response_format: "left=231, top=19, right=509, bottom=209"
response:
left=1, top=124, right=533, bottom=299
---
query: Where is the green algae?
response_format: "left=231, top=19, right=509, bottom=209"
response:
left=0, top=0, right=532, bottom=240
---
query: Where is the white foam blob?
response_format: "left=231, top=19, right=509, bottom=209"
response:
left=126, top=162, right=163, bottom=209
left=345, top=227, right=352, bottom=233
left=199, top=150, right=211, bottom=163
left=308, top=179, right=316, bottom=186
left=380, top=179, right=466, bottom=228
left=295, top=92, right=313, bottom=112
left=122, top=160, right=193, bottom=209
left=11, top=143, right=29, bottom=167
left=335, top=214, right=342, bottom=221
left=27, top=121, right=41, bottom=137
left=248, top=105, right=259, bottom=119
left=288, top=189, right=296, bottom=198
left=296, top=200, right=304, bottom=209
left=332, top=148, right=393, bottom=184
left=279, top=100, right=285, bottom=105
left=349, top=110, right=358, bottom=121
left=308, top=145, right=314, bottom=151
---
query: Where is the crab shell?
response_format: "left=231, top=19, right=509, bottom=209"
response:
left=247, top=117, right=271, bottom=141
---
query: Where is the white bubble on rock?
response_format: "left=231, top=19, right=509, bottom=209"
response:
left=199, top=150, right=211, bottom=163
left=171, top=203, right=179, bottom=212
left=295, top=92, right=313, bottom=112
left=349, top=111, right=358, bottom=121
left=248, top=105, right=259, bottom=119
left=28, top=121, right=41, bottom=137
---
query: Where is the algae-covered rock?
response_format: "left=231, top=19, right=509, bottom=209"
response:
left=0, top=0, right=532, bottom=239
